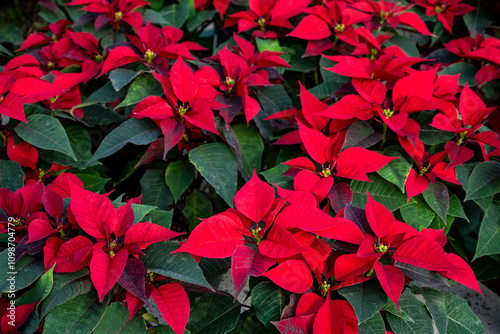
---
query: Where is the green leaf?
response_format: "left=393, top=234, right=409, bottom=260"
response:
left=413, top=287, right=448, bottom=334
left=15, top=114, right=76, bottom=160
left=395, top=261, right=449, bottom=286
left=416, top=111, right=455, bottom=145
left=260, top=164, right=293, bottom=190
left=422, top=181, right=449, bottom=223
left=165, top=160, right=195, bottom=203
left=342, top=121, right=382, bottom=150
left=93, top=302, right=146, bottom=334
left=465, top=161, right=500, bottom=201
left=187, top=9, right=216, bottom=32
left=142, top=241, right=213, bottom=290
left=40, top=269, right=92, bottom=318
left=256, top=85, right=293, bottom=141
left=0, top=253, right=44, bottom=292
left=84, top=81, right=125, bottom=105
left=359, top=312, right=386, bottom=334
left=43, top=292, right=107, bottom=334
left=133, top=205, right=158, bottom=225
left=472, top=255, right=500, bottom=281
left=146, top=326, right=190, bottom=334
left=318, top=56, right=351, bottom=87
left=338, top=279, right=387, bottom=323
left=79, top=105, right=126, bottom=127
left=198, top=257, right=231, bottom=284
left=16, top=264, right=54, bottom=305
left=183, top=190, right=213, bottom=230
left=351, top=174, right=409, bottom=212
left=140, top=169, right=173, bottom=210
left=384, top=36, right=419, bottom=57
left=448, top=194, right=469, bottom=222
left=251, top=282, right=290, bottom=327
left=376, top=153, right=412, bottom=193
left=383, top=301, right=413, bottom=322
left=0, top=160, right=24, bottom=191
left=186, top=294, right=240, bottom=334
left=473, top=204, right=500, bottom=260
left=400, top=198, right=435, bottom=231
left=39, top=123, right=93, bottom=169
left=75, top=174, right=110, bottom=193
left=109, top=69, right=141, bottom=91
left=443, top=291, right=484, bottom=334
left=464, top=8, right=493, bottom=38
left=87, top=118, right=161, bottom=165
left=439, top=62, right=477, bottom=87
left=232, top=124, right=265, bottom=177
left=117, top=73, right=164, bottom=108
left=386, top=292, right=434, bottom=334
left=149, top=209, right=173, bottom=229
left=161, top=3, right=190, bottom=27
left=189, top=143, right=238, bottom=207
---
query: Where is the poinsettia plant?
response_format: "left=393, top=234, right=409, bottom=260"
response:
left=0, top=0, right=498, bottom=333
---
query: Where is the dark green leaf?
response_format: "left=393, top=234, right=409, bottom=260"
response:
left=464, top=8, right=493, bottom=38
left=161, top=4, right=190, bottom=27
left=79, top=105, right=126, bottom=127
left=165, top=160, right=195, bottom=203
left=383, top=301, right=413, bottom=322
left=260, top=164, right=293, bottom=190
left=386, top=292, right=433, bottom=334
left=438, top=62, right=477, bottom=87
left=93, top=302, right=146, bottom=334
left=422, top=181, right=449, bottom=223
left=394, top=261, right=449, bottom=286
left=16, top=265, right=54, bottom=305
left=232, top=124, right=265, bottom=177
left=117, top=73, right=164, bottom=108
left=198, top=257, right=231, bottom=284
left=183, top=190, right=213, bottom=230
left=416, top=112, right=455, bottom=145
left=465, top=161, right=500, bottom=201
left=0, top=253, right=44, bottom=292
left=131, top=203, right=158, bottom=224
left=75, top=174, right=110, bottom=193
left=39, top=123, right=93, bottom=169
left=448, top=194, right=469, bottom=222
left=149, top=209, right=173, bottom=229
left=351, top=174, right=409, bottom=212
left=189, top=143, right=238, bottom=207
left=87, top=118, right=161, bottom=165
left=15, top=114, right=76, bottom=160
left=256, top=85, right=293, bottom=141
left=251, top=282, right=290, bottom=327
left=187, top=9, right=216, bottom=32
left=142, top=241, right=213, bottom=290
left=109, top=69, right=141, bottom=91
left=376, top=153, right=412, bottom=193
left=84, top=81, right=125, bottom=105
left=359, top=312, right=386, bottom=334
left=40, top=269, right=92, bottom=318
left=443, top=291, right=484, bottom=334
left=400, top=198, right=435, bottom=231
left=473, top=204, right=500, bottom=260
left=413, top=287, right=447, bottom=334
left=338, top=279, right=387, bottom=323
left=384, top=36, right=419, bottom=57
left=140, top=169, right=173, bottom=210
left=43, top=292, right=107, bottom=334
left=342, top=121, right=382, bottom=150
left=0, top=160, right=24, bottom=191
left=187, top=294, right=240, bottom=334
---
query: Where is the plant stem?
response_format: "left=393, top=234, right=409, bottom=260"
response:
left=379, top=123, right=387, bottom=150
